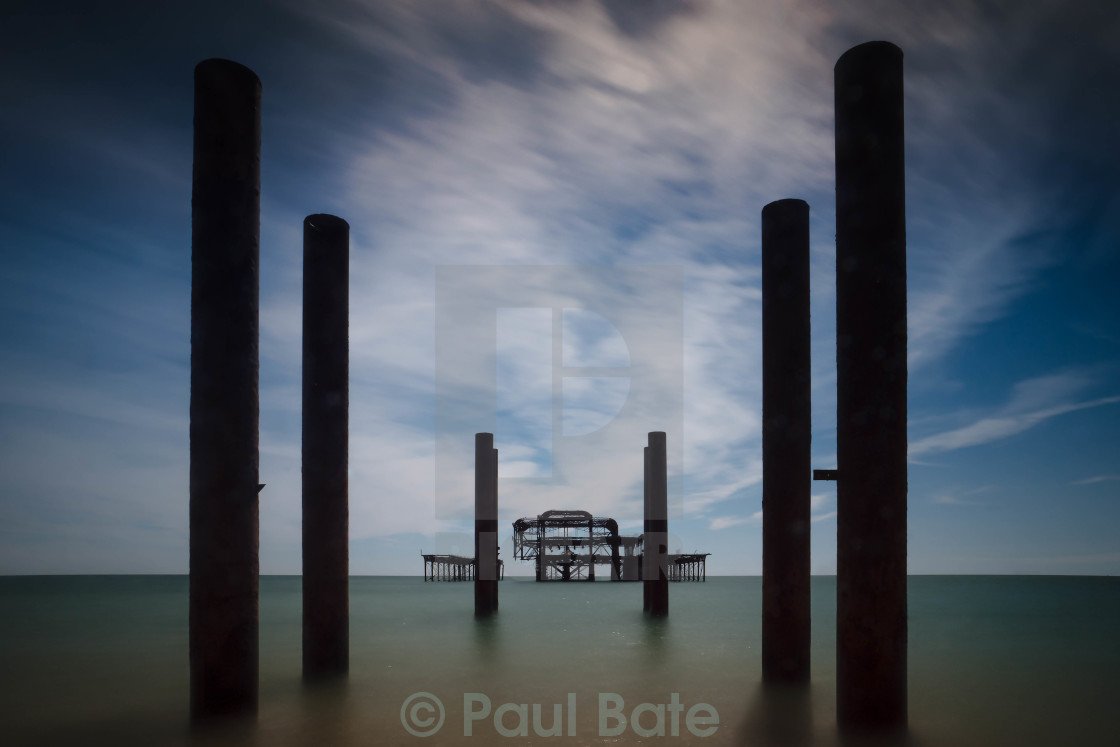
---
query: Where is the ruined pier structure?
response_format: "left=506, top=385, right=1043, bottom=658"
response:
left=450, top=431, right=705, bottom=593
left=667, top=554, right=709, bottom=582
left=422, top=553, right=505, bottom=581
left=509, top=508, right=708, bottom=583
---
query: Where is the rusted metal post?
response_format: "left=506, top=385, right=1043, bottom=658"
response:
left=835, top=40, right=908, bottom=733
left=761, top=199, right=812, bottom=684
left=189, top=58, right=261, bottom=721
left=475, top=433, right=499, bottom=616
left=642, top=446, right=650, bottom=610
left=302, top=214, right=349, bottom=681
left=588, top=518, right=596, bottom=581
left=645, top=432, right=669, bottom=616
left=607, top=519, right=620, bottom=581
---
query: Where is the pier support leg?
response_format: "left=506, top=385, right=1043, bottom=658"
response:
left=475, top=433, right=499, bottom=616
left=587, top=519, right=595, bottom=581
left=190, top=58, right=261, bottom=721
left=761, top=199, right=812, bottom=684
left=835, top=40, right=908, bottom=734
left=302, top=214, right=350, bottom=681
left=644, top=432, right=669, bottom=616
left=642, top=446, right=650, bottom=610
left=609, top=522, right=620, bottom=581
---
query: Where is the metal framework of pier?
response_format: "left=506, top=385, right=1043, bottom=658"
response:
left=668, top=553, right=710, bottom=582
left=421, top=554, right=505, bottom=582
left=510, top=509, right=708, bottom=583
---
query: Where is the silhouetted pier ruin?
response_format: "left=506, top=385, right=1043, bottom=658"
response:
left=422, top=553, right=505, bottom=581
left=510, top=509, right=707, bottom=583
left=513, top=510, right=621, bottom=581
left=667, top=553, right=710, bottom=581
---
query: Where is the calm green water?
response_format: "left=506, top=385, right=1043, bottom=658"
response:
left=0, top=576, right=1117, bottom=746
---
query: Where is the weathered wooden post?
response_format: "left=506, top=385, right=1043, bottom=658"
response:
left=302, top=214, right=350, bottom=680
left=587, top=517, right=596, bottom=581
left=475, top=433, right=499, bottom=616
left=642, top=446, right=650, bottom=610
left=190, top=58, right=261, bottom=721
left=834, top=40, right=908, bottom=733
left=761, top=199, right=812, bottom=684
left=645, top=432, right=669, bottom=616
left=607, top=519, right=621, bottom=581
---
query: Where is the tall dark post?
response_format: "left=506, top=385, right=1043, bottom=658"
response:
left=642, top=446, right=650, bottom=610
left=189, top=59, right=261, bottom=721
left=761, top=199, right=812, bottom=684
left=587, top=518, right=596, bottom=581
left=644, top=432, right=669, bottom=616
left=835, top=41, right=908, bottom=733
left=607, top=519, right=620, bottom=581
left=474, top=433, right=499, bottom=616
left=302, top=214, right=350, bottom=680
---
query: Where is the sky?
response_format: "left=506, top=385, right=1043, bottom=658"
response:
left=1, top=0, right=1118, bottom=576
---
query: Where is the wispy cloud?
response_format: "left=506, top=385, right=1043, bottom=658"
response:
left=3, top=0, right=1117, bottom=573
left=1071, top=475, right=1120, bottom=486
left=911, top=372, right=1120, bottom=457
left=709, top=512, right=761, bottom=531
left=285, top=0, right=1100, bottom=547
left=268, top=0, right=847, bottom=543
left=931, top=485, right=994, bottom=506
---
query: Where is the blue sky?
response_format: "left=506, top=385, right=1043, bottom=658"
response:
left=1, top=0, right=1118, bottom=575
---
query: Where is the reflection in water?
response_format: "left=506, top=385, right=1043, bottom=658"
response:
left=292, top=678, right=351, bottom=747
left=4, top=577, right=1119, bottom=745
left=838, top=725, right=920, bottom=747
left=640, top=612, right=669, bottom=657
left=473, top=612, right=500, bottom=663
left=736, top=683, right=921, bottom=747
left=737, top=682, right=814, bottom=747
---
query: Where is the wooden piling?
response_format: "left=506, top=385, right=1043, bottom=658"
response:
left=645, top=432, right=669, bottom=616
left=302, top=214, right=350, bottom=680
left=643, top=446, right=650, bottom=610
left=189, top=58, right=261, bottom=721
left=761, top=199, right=812, bottom=684
left=475, top=433, right=499, bottom=616
left=834, top=40, right=908, bottom=733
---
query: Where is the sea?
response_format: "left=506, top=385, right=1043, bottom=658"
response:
left=1, top=576, right=1117, bottom=746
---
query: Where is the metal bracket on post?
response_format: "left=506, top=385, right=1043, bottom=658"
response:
left=812, top=470, right=838, bottom=481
